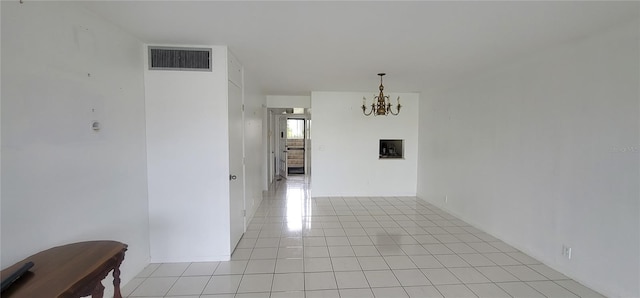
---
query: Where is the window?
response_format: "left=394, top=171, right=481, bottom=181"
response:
left=287, top=119, right=305, bottom=139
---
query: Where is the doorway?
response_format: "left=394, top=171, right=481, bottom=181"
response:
left=268, top=108, right=310, bottom=185
left=286, top=118, right=305, bottom=175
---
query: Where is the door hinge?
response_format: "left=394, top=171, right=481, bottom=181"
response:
left=241, top=104, right=245, bottom=112
left=242, top=210, right=246, bottom=216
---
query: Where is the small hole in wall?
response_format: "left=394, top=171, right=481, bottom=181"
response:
left=91, top=121, right=101, bottom=132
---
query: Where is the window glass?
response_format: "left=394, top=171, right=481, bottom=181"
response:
left=287, top=119, right=304, bottom=139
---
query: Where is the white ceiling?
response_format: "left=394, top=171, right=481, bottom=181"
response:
left=83, top=1, right=638, bottom=96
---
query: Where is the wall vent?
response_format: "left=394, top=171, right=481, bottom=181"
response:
left=148, top=46, right=212, bottom=71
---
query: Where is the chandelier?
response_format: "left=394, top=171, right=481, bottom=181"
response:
left=362, top=73, right=401, bottom=116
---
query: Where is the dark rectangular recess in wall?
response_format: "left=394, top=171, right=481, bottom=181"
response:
left=148, top=46, right=212, bottom=71
left=379, top=139, right=404, bottom=159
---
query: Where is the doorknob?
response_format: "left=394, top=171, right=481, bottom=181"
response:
left=230, top=175, right=237, bottom=180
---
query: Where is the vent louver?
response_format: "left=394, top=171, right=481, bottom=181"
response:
left=149, top=46, right=212, bottom=71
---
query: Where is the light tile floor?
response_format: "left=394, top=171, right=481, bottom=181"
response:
left=123, top=176, right=604, bottom=298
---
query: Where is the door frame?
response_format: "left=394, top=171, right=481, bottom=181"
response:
left=278, top=114, right=288, bottom=179
left=266, top=109, right=311, bottom=186
left=285, top=117, right=307, bottom=176
left=268, top=110, right=276, bottom=185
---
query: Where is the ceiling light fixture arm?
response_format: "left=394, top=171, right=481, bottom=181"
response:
left=362, top=98, right=375, bottom=116
left=388, top=96, right=401, bottom=115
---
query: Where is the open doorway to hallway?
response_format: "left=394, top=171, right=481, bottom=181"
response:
left=268, top=108, right=311, bottom=186
left=286, top=118, right=305, bottom=175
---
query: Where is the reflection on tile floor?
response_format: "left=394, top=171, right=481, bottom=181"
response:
left=124, top=176, right=604, bottom=298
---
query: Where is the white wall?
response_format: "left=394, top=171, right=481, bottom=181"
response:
left=144, top=45, right=232, bottom=262
left=417, top=19, right=639, bottom=298
left=1, top=0, right=150, bottom=290
left=262, top=108, right=271, bottom=190
left=312, top=92, right=419, bottom=197
left=243, top=71, right=266, bottom=221
left=266, top=95, right=311, bottom=108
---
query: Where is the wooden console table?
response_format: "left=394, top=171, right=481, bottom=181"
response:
left=1, top=241, right=127, bottom=298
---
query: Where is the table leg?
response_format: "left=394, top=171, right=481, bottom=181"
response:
left=92, top=281, right=105, bottom=298
left=113, top=256, right=124, bottom=298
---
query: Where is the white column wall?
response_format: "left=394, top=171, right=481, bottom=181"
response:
left=144, top=46, right=232, bottom=262
left=312, top=92, right=419, bottom=197
left=417, top=19, right=639, bottom=297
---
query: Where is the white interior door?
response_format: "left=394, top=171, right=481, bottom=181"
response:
left=278, top=115, right=288, bottom=179
left=305, top=118, right=311, bottom=176
left=228, top=80, right=245, bottom=251
left=268, top=110, right=275, bottom=184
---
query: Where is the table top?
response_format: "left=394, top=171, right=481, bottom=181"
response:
left=1, top=240, right=127, bottom=297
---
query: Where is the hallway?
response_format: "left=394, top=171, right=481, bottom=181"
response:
left=123, top=177, right=603, bottom=297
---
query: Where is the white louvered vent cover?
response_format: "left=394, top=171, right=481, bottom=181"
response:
left=148, top=46, right=212, bottom=71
